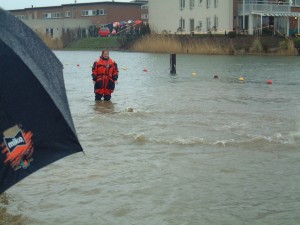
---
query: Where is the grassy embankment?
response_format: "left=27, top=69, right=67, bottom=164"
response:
left=36, top=31, right=122, bottom=50
left=63, top=36, right=122, bottom=50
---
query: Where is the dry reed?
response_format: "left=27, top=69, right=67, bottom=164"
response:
left=131, top=34, right=182, bottom=53
left=35, top=31, right=63, bottom=50
left=277, top=38, right=297, bottom=55
left=131, top=34, right=230, bottom=54
left=131, top=34, right=298, bottom=56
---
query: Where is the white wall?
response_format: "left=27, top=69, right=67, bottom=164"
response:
left=148, top=0, right=233, bottom=34
left=22, top=19, right=92, bottom=38
left=148, top=0, right=181, bottom=33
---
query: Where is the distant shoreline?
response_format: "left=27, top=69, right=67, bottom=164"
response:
left=42, top=34, right=299, bottom=56
left=129, top=34, right=298, bottom=56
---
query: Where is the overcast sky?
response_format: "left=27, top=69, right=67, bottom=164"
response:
left=0, top=0, right=131, bottom=10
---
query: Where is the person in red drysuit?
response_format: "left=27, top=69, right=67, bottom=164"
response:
left=92, top=50, right=119, bottom=101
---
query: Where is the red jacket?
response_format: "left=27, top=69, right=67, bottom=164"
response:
left=92, top=57, right=118, bottom=82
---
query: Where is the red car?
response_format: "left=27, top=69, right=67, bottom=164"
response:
left=98, top=27, right=110, bottom=37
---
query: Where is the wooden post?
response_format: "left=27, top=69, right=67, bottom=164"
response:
left=170, top=53, right=176, bottom=74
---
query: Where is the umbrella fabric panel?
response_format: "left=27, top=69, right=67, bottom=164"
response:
left=0, top=40, right=83, bottom=193
left=0, top=9, right=83, bottom=194
left=0, top=9, right=76, bottom=135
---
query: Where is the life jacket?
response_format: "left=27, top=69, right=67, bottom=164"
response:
left=92, top=57, right=118, bottom=81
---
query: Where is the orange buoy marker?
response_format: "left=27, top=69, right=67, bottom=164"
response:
left=267, top=79, right=273, bottom=85
left=143, top=69, right=148, bottom=72
left=239, top=77, right=245, bottom=81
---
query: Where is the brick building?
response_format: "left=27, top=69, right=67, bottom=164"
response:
left=9, top=1, right=148, bottom=38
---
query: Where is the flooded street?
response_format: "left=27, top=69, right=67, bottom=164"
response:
left=1, top=51, right=300, bottom=225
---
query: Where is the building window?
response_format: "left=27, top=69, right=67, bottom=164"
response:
left=206, top=17, right=211, bottom=31
left=15, top=15, right=25, bottom=20
left=43, top=12, right=61, bottom=19
left=190, top=18, right=195, bottom=32
left=206, top=0, right=211, bottom=8
left=43, top=13, right=52, bottom=19
left=141, top=14, right=148, bottom=19
left=96, top=9, right=107, bottom=15
left=81, top=10, right=96, bottom=16
left=46, top=28, right=53, bottom=38
left=197, top=21, right=203, bottom=32
left=180, top=0, right=185, bottom=10
left=65, top=11, right=71, bottom=17
left=190, top=0, right=195, bottom=9
left=214, top=0, right=218, bottom=8
left=51, top=12, right=62, bottom=18
left=293, top=0, right=300, bottom=5
left=213, top=15, right=218, bottom=31
left=141, top=5, right=148, bottom=9
left=81, top=9, right=106, bottom=16
left=179, top=17, right=185, bottom=31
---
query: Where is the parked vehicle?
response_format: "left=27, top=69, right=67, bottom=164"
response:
left=98, top=27, right=110, bottom=37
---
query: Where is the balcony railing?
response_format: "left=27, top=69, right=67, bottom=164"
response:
left=238, top=1, right=291, bottom=15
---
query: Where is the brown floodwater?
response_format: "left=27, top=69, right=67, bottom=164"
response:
left=1, top=51, right=300, bottom=225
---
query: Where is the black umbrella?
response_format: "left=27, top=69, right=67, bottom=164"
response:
left=0, top=9, right=84, bottom=193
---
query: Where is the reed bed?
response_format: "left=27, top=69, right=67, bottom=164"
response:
left=131, top=34, right=298, bottom=56
left=131, top=34, right=230, bottom=54
left=34, top=31, right=298, bottom=56
left=131, top=34, right=183, bottom=53
left=276, top=38, right=298, bottom=55
left=35, top=31, right=63, bottom=50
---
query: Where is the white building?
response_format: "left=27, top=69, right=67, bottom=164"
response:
left=238, top=0, right=300, bottom=36
left=148, top=0, right=234, bottom=34
left=22, top=19, right=92, bottom=39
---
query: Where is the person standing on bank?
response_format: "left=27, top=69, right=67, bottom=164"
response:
left=92, top=50, right=119, bottom=101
